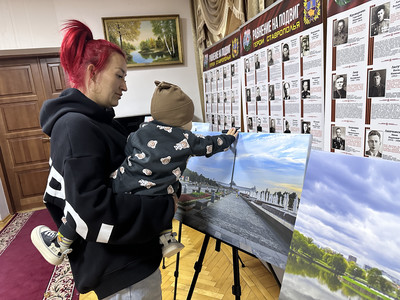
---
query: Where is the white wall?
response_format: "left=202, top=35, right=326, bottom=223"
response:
left=0, top=179, right=10, bottom=220
left=0, top=0, right=202, bottom=218
left=0, top=0, right=202, bottom=120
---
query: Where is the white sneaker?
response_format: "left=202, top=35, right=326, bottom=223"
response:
left=159, top=232, right=184, bottom=258
left=31, top=225, right=72, bottom=265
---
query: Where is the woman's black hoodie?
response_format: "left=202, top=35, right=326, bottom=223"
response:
left=40, top=88, right=174, bottom=299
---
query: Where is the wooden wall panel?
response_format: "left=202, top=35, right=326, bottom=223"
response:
left=0, top=102, right=40, bottom=132
left=8, top=135, right=48, bottom=165
left=0, top=66, right=35, bottom=96
left=17, top=168, right=48, bottom=198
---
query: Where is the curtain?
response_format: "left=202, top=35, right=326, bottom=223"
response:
left=190, top=0, right=276, bottom=119
left=195, top=0, right=245, bottom=54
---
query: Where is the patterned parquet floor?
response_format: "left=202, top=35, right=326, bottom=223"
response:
left=1, top=213, right=281, bottom=300
left=160, top=220, right=281, bottom=300
left=1, top=212, right=281, bottom=299
left=81, top=219, right=281, bottom=300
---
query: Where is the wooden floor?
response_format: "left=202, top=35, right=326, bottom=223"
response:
left=159, top=220, right=281, bottom=300
left=81, top=219, right=281, bottom=300
left=1, top=215, right=280, bottom=299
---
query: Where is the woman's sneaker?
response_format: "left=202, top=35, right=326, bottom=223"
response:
left=31, top=225, right=72, bottom=265
left=159, top=231, right=184, bottom=258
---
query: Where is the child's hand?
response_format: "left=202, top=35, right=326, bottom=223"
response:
left=226, top=128, right=239, bottom=139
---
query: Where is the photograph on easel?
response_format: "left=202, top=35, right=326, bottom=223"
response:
left=175, top=132, right=312, bottom=269
left=279, top=150, right=400, bottom=300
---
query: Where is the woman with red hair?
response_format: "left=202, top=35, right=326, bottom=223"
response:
left=31, top=20, right=174, bottom=299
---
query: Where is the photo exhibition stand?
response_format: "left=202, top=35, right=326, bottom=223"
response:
left=163, top=220, right=282, bottom=300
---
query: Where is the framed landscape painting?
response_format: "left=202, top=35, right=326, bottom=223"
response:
left=102, top=15, right=183, bottom=67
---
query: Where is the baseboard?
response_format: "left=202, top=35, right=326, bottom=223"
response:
left=0, top=213, right=14, bottom=229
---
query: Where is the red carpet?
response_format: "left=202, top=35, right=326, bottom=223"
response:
left=0, top=209, right=79, bottom=300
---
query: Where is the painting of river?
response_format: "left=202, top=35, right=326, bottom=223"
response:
left=102, top=15, right=183, bottom=67
left=279, top=150, right=400, bottom=300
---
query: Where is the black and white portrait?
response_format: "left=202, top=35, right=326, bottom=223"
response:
left=370, top=3, right=390, bottom=36
left=368, top=69, right=386, bottom=98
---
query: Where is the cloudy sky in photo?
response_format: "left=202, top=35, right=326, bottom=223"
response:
left=294, top=149, right=400, bottom=280
left=186, top=131, right=236, bottom=183
left=187, top=132, right=311, bottom=195
left=233, top=133, right=311, bottom=194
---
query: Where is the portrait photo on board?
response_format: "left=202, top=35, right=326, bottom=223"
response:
left=368, top=69, right=386, bottom=98
left=332, top=74, right=347, bottom=99
left=370, top=3, right=390, bottom=36
left=333, top=17, right=348, bottom=46
left=246, top=88, right=251, bottom=102
left=283, top=81, right=291, bottom=100
left=269, top=84, right=275, bottom=101
left=282, top=43, right=290, bottom=62
left=301, top=79, right=311, bottom=99
left=267, top=48, right=274, bottom=66
left=365, top=129, right=383, bottom=158
left=332, top=126, right=346, bottom=150
left=247, top=116, right=254, bottom=130
left=300, top=35, right=310, bottom=57
left=302, top=121, right=311, bottom=134
left=254, top=53, right=260, bottom=69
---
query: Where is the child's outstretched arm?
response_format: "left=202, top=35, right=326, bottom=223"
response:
left=225, top=127, right=239, bottom=139
left=189, top=128, right=238, bottom=157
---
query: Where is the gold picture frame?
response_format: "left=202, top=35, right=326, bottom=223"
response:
left=102, top=15, right=183, bottom=68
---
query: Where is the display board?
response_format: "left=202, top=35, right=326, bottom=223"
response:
left=201, top=0, right=324, bottom=150
left=279, top=150, right=400, bottom=299
left=324, top=0, right=400, bottom=160
left=203, top=30, right=242, bottom=132
left=195, top=0, right=400, bottom=294
left=201, top=0, right=400, bottom=160
left=239, top=0, right=325, bottom=151
left=175, top=132, right=311, bottom=269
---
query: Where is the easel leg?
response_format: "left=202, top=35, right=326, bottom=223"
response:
left=173, top=221, right=183, bottom=300
left=232, top=247, right=241, bottom=299
left=186, top=234, right=210, bottom=300
left=238, top=255, right=245, bottom=267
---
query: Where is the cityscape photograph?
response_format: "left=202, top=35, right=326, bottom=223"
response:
left=176, top=132, right=311, bottom=268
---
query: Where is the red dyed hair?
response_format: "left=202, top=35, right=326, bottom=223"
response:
left=60, top=20, right=126, bottom=89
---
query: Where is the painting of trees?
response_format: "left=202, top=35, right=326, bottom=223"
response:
left=151, top=19, right=178, bottom=58
left=106, top=20, right=140, bottom=48
left=103, top=15, right=183, bottom=67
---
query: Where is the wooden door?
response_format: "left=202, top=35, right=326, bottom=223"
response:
left=0, top=55, right=67, bottom=212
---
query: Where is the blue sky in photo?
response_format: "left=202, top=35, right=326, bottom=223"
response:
left=186, top=131, right=236, bottom=183
left=294, top=149, right=400, bottom=280
left=187, top=132, right=311, bottom=195
left=233, top=133, right=311, bottom=194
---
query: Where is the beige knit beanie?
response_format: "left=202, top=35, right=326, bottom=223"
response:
left=151, top=80, right=194, bottom=127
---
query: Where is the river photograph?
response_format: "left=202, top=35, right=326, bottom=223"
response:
left=279, top=150, right=400, bottom=300
left=176, top=132, right=311, bottom=268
